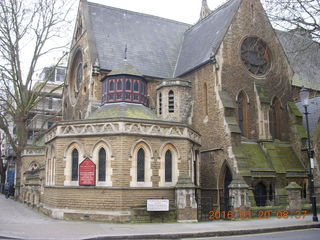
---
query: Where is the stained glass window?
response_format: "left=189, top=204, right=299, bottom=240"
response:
left=165, top=150, right=172, bottom=182
left=137, top=148, right=145, bottom=182
left=71, top=149, right=79, bottom=181
left=98, top=148, right=106, bottom=181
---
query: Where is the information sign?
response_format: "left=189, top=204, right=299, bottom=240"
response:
left=147, top=199, right=169, bottom=211
left=79, top=158, right=96, bottom=186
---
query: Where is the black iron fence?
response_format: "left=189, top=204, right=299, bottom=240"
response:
left=196, top=193, right=320, bottom=221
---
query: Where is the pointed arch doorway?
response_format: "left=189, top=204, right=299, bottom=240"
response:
left=219, top=164, right=233, bottom=212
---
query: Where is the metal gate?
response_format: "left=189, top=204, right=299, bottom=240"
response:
left=196, top=197, right=214, bottom=221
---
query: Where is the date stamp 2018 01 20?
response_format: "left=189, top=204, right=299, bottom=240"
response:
left=208, top=210, right=308, bottom=220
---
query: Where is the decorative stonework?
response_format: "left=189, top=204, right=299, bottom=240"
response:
left=46, top=121, right=201, bottom=144
left=22, top=147, right=45, bottom=156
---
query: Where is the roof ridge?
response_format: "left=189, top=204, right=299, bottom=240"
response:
left=87, top=1, right=191, bottom=27
left=185, top=0, right=239, bottom=33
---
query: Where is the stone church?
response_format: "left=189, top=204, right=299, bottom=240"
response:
left=29, top=0, right=312, bottom=222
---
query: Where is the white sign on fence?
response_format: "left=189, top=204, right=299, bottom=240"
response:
left=147, top=199, right=169, bottom=211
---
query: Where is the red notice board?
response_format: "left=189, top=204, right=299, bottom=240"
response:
left=79, top=158, right=96, bottom=186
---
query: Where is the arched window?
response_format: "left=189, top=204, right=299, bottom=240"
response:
left=126, top=80, right=131, bottom=91
left=269, top=97, right=281, bottom=140
left=98, top=148, right=106, bottom=181
left=159, top=93, right=162, bottom=115
left=237, top=91, right=249, bottom=138
left=254, top=182, right=267, bottom=206
left=134, top=81, right=139, bottom=91
left=117, top=80, right=122, bottom=90
left=76, top=63, right=83, bottom=91
left=168, top=90, right=174, bottom=113
left=165, top=150, right=172, bottom=182
left=71, top=149, right=79, bottom=181
left=137, top=148, right=145, bottom=182
left=109, top=80, right=115, bottom=91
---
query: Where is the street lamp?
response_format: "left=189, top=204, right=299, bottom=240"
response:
left=300, top=87, right=318, bottom=222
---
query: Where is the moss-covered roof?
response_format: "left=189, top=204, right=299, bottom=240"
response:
left=288, top=101, right=303, bottom=118
left=235, top=141, right=307, bottom=178
left=88, top=102, right=161, bottom=121
left=234, top=142, right=274, bottom=177
left=263, top=143, right=306, bottom=174
left=225, top=116, right=241, bottom=133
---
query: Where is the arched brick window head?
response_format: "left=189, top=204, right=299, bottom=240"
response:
left=137, top=148, right=145, bottom=182
left=71, top=149, right=79, bottom=181
left=237, top=91, right=249, bottom=138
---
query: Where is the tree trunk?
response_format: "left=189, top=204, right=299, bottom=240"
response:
left=14, top=152, right=22, bottom=198
left=0, top=145, right=6, bottom=183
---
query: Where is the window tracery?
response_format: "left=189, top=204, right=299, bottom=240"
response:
left=241, top=37, right=271, bottom=76
left=101, top=77, right=147, bottom=105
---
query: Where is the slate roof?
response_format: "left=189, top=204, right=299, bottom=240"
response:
left=276, top=31, right=320, bottom=90
left=174, top=0, right=242, bottom=77
left=295, top=97, right=320, bottom=135
left=107, top=60, right=143, bottom=77
left=86, top=0, right=241, bottom=79
left=87, top=2, right=189, bottom=79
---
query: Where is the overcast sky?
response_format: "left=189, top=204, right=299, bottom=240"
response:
left=88, top=0, right=227, bottom=24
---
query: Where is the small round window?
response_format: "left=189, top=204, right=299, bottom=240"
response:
left=241, top=37, right=271, bottom=76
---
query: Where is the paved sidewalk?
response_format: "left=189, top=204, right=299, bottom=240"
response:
left=0, top=195, right=319, bottom=240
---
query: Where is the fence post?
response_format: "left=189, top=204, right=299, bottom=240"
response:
left=286, top=182, right=302, bottom=212
left=175, top=173, right=197, bottom=222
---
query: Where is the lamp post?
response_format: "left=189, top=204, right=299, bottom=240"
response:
left=300, top=87, right=318, bottom=222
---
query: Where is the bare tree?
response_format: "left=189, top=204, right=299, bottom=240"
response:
left=0, top=0, right=74, bottom=193
left=262, top=0, right=320, bottom=41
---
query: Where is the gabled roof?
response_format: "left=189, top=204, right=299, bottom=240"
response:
left=86, top=0, right=242, bottom=79
left=174, top=0, right=242, bottom=77
left=276, top=31, right=320, bottom=91
left=87, top=1, right=189, bottom=79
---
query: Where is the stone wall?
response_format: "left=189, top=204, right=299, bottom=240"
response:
left=179, top=0, right=300, bottom=209
left=220, top=0, right=293, bottom=142
left=156, top=80, right=192, bottom=123
left=42, top=187, right=176, bottom=222
left=20, top=152, right=45, bottom=207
